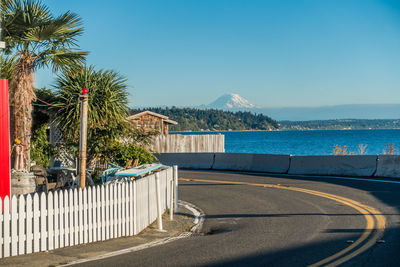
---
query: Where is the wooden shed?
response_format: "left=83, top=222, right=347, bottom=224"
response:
left=127, top=111, right=178, bottom=135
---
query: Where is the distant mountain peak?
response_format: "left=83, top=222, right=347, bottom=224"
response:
left=208, top=93, right=256, bottom=109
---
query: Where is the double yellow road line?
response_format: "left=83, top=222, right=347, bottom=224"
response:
left=180, top=177, right=386, bottom=266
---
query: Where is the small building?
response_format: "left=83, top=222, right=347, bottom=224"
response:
left=127, top=111, right=178, bottom=135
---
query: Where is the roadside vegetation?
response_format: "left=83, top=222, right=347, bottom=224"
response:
left=333, top=143, right=398, bottom=155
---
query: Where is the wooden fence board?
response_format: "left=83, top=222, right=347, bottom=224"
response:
left=18, top=195, right=25, bottom=255
left=48, top=192, right=54, bottom=250
left=11, top=196, right=17, bottom=256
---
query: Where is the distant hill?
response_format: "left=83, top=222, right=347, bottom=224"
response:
left=131, top=107, right=279, bottom=131
left=280, top=119, right=400, bottom=130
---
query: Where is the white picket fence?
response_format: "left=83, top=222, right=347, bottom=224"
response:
left=0, top=166, right=177, bottom=258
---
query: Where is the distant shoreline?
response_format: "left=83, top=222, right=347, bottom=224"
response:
left=170, top=128, right=400, bottom=133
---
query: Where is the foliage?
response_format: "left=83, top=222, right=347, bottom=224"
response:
left=53, top=66, right=156, bottom=166
left=54, top=66, right=129, bottom=140
left=357, top=144, right=368, bottom=155
left=31, top=87, right=58, bottom=133
left=1, top=0, right=87, bottom=169
left=104, top=141, right=156, bottom=167
left=132, top=107, right=279, bottom=131
left=1, top=0, right=87, bottom=72
left=333, top=144, right=369, bottom=155
left=0, top=54, right=16, bottom=80
left=333, top=145, right=355, bottom=155
left=30, top=124, right=54, bottom=167
left=382, top=143, right=398, bottom=155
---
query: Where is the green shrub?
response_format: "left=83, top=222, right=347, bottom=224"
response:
left=106, top=141, right=156, bottom=167
left=30, top=124, right=54, bottom=167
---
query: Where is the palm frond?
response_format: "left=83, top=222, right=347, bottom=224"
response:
left=23, top=11, right=84, bottom=46
left=0, top=54, right=17, bottom=79
left=1, top=0, right=87, bottom=70
left=36, top=49, right=87, bottom=72
left=54, top=66, right=129, bottom=141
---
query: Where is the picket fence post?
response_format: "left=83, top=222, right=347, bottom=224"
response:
left=173, top=165, right=179, bottom=212
left=54, top=191, right=59, bottom=249
left=40, top=193, right=46, bottom=252
left=113, top=184, right=117, bottom=238
left=18, top=195, right=25, bottom=255
left=82, top=188, right=87, bottom=244
left=4, top=196, right=10, bottom=257
left=88, top=186, right=92, bottom=243
left=59, top=190, right=64, bottom=248
left=101, top=185, right=105, bottom=241
left=121, top=183, right=126, bottom=237
left=155, top=173, right=163, bottom=231
left=48, top=192, right=54, bottom=250
left=117, top=183, right=122, bottom=238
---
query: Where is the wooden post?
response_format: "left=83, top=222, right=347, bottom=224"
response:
left=173, top=165, right=178, bottom=212
left=155, top=173, right=163, bottom=230
left=169, top=179, right=173, bottom=220
left=79, top=88, right=89, bottom=189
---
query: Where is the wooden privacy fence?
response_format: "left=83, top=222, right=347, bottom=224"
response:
left=151, top=134, right=225, bottom=153
left=0, top=166, right=177, bottom=258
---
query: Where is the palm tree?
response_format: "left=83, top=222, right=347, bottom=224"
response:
left=0, top=54, right=15, bottom=80
left=54, top=66, right=130, bottom=166
left=1, top=0, right=87, bottom=170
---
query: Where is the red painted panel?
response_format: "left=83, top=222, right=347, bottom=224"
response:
left=0, top=79, right=10, bottom=200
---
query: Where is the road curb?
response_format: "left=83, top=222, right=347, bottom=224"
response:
left=178, top=200, right=205, bottom=233
left=61, top=201, right=205, bottom=266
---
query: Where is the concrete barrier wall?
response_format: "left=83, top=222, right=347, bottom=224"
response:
left=212, top=153, right=291, bottom=173
left=251, top=154, right=291, bottom=173
left=375, top=155, right=400, bottom=178
left=213, top=153, right=254, bottom=171
left=288, top=155, right=378, bottom=177
left=150, top=134, right=225, bottom=153
left=155, top=153, right=215, bottom=169
left=156, top=153, right=400, bottom=178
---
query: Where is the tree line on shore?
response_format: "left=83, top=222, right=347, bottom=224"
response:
left=280, top=119, right=400, bottom=130
left=131, top=107, right=280, bottom=131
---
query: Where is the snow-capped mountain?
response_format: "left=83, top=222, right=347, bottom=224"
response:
left=208, top=93, right=256, bottom=109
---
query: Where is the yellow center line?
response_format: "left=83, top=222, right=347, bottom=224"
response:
left=179, top=177, right=386, bottom=266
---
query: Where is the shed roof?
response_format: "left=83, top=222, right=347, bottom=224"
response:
left=127, top=110, right=178, bottom=125
left=127, top=111, right=168, bottom=120
left=164, top=119, right=178, bottom=125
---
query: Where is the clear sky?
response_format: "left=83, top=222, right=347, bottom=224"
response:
left=36, top=0, right=400, bottom=108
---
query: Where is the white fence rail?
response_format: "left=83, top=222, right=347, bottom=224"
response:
left=0, top=166, right=177, bottom=258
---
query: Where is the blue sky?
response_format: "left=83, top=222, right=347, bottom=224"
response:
left=37, top=0, right=400, bottom=108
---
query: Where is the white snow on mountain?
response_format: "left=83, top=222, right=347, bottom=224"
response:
left=208, top=93, right=256, bottom=109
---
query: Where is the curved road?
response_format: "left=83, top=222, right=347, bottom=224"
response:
left=77, top=170, right=400, bottom=266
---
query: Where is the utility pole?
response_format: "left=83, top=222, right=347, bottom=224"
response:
left=78, top=88, right=89, bottom=189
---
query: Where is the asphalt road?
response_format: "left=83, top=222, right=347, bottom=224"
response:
left=76, top=170, right=400, bottom=267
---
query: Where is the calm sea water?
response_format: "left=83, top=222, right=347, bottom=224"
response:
left=173, top=130, right=400, bottom=155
